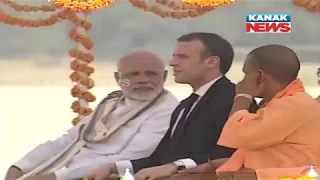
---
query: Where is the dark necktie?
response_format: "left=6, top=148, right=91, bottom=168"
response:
left=171, top=93, right=199, bottom=140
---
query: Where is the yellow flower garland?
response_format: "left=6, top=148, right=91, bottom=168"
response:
left=182, top=0, right=235, bottom=7
left=51, top=0, right=115, bottom=11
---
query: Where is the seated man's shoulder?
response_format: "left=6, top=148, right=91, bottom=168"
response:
left=101, top=90, right=123, bottom=102
left=268, top=92, right=318, bottom=112
left=164, top=90, right=179, bottom=103
left=151, top=90, right=179, bottom=111
left=107, top=90, right=123, bottom=98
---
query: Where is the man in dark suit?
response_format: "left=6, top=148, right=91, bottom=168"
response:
left=89, top=32, right=257, bottom=180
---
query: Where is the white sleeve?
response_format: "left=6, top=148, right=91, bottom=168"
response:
left=53, top=100, right=178, bottom=178
left=14, top=114, right=92, bottom=173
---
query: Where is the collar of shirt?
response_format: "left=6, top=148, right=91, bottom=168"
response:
left=110, top=97, right=143, bottom=116
left=194, top=76, right=222, bottom=97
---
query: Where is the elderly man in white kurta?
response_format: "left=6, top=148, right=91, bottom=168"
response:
left=5, top=51, right=179, bottom=180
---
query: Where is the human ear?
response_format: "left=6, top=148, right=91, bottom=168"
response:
left=114, top=72, right=120, bottom=84
left=206, top=56, right=220, bottom=68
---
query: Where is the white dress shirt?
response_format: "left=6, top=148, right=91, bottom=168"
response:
left=116, top=77, right=221, bottom=175
left=14, top=92, right=179, bottom=179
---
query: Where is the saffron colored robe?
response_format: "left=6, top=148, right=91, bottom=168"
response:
left=217, top=80, right=320, bottom=179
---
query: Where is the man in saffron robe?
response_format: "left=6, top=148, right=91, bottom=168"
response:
left=182, top=44, right=320, bottom=179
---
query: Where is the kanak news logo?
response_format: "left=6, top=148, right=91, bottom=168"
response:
left=246, top=14, right=291, bottom=33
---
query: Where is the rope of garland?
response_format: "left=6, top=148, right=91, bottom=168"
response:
left=0, top=8, right=67, bottom=27
left=130, top=0, right=215, bottom=19
left=155, top=0, right=213, bottom=10
left=51, top=0, right=116, bottom=11
left=0, top=0, right=57, bottom=12
left=67, top=10, right=96, bottom=125
left=182, top=0, right=236, bottom=7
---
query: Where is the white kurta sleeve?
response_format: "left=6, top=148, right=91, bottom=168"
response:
left=14, top=114, right=92, bottom=173
left=54, top=98, right=178, bottom=179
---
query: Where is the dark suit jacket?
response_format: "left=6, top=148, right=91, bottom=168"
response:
left=131, top=76, right=258, bottom=172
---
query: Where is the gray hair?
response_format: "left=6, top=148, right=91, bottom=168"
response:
left=116, top=50, right=165, bottom=70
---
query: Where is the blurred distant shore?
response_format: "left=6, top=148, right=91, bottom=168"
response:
left=0, top=60, right=319, bottom=87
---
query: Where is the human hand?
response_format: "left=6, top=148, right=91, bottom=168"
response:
left=134, top=163, right=177, bottom=180
left=236, top=78, right=262, bottom=98
left=5, top=166, right=23, bottom=180
left=86, top=163, right=116, bottom=180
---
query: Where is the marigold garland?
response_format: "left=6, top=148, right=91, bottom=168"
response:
left=155, top=0, right=212, bottom=10
left=0, top=0, right=57, bottom=12
left=0, top=8, right=68, bottom=27
left=182, top=0, right=236, bottom=7
left=51, top=0, right=116, bottom=11
left=1, top=0, right=318, bottom=126
left=130, top=0, right=215, bottom=19
left=67, top=11, right=96, bottom=125
left=292, top=0, right=320, bottom=12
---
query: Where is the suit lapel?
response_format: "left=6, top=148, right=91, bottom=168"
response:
left=167, top=102, right=186, bottom=137
left=187, top=76, right=230, bottom=121
left=175, top=77, right=231, bottom=138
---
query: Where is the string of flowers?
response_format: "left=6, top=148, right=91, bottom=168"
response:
left=0, top=0, right=57, bottom=12
left=51, top=0, right=116, bottom=11
left=66, top=10, right=96, bottom=125
left=130, top=0, right=215, bottom=19
left=182, top=0, right=236, bottom=7
left=292, top=0, right=320, bottom=12
left=0, top=8, right=68, bottom=27
left=155, top=0, right=212, bottom=10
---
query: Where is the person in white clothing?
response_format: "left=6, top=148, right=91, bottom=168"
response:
left=5, top=50, right=179, bottom=180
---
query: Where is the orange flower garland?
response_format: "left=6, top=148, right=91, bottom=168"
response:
left=66, top=11, right=96, bottom=125
left=0, top=0, right=57, bottom=12
left=0, top=0, right=64, bottom=27
left=130, top=0, right=215, bottom=19
left=182, top=0, right=236, bottom=7
left=2, top=0, right=318, bottom=127
left=292, top=0, right=320, bottom=12
left=50, top=0, right=116, bottom=11
left=0, top=8, right=68, bottom=27
left=155, top=0, right=212, bottom=10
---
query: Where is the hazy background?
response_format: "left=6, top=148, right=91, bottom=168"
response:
left=1, top=0, right=319, bottom=178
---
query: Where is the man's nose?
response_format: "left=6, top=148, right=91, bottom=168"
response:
left=137, top=74, right=149, bottom=84
left=169, top=58, right=177, bottom=67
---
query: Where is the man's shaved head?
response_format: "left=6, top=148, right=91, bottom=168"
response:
left=247, top=44, right=300, bottom=85
left=241, top=44, right=301, bottom=100
left=115, top=50, right=167, bottom=101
